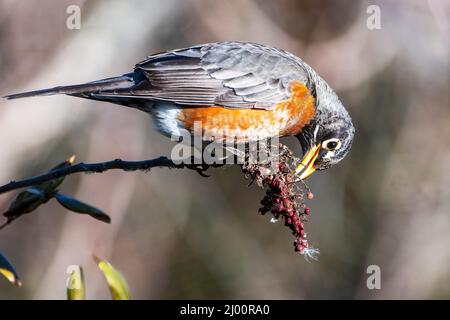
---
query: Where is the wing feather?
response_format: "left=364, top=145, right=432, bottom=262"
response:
left=94, top=42, right=313, bottom=109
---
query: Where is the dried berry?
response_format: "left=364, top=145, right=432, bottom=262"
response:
left=240, top=144, right=319, bottom=260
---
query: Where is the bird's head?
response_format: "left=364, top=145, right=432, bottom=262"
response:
left=295, top=82, right=355, bottom=180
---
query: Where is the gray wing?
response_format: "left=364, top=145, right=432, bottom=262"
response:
left=96, top=42, right=313, bottom=110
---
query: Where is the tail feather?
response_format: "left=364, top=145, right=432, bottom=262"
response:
left=3, top=74, right=135, bottom=100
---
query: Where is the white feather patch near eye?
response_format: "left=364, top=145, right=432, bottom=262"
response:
left=313, top=125, right=320, bottom=140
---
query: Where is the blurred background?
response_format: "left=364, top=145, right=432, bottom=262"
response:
left=0, top=0, right=448, bottom=299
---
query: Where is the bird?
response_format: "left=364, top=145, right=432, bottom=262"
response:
left=3, top=42, right=354, bottom=179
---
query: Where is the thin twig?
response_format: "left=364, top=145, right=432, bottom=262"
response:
left=0, top=216, right=18, bottom=230
left=0, top=156, right=208, bottom=195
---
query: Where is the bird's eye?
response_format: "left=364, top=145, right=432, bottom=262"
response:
left=323, top=138, right=341, bottom=151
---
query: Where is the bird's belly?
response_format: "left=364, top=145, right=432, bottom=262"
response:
left=151, top=81, right=315, bottom=143
left=178, top=106, right=292, bottom=142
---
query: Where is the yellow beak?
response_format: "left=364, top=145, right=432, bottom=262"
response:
left=295, top=143, right=321, bottom=180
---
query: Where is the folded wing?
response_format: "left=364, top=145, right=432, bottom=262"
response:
left=96, top=42, right=312, bottom=110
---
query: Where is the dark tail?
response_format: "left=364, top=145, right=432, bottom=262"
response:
left=3, top=73, right=135, bottom=100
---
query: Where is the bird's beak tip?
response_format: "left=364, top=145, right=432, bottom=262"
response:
left=295, top=143, right=321, bottom=180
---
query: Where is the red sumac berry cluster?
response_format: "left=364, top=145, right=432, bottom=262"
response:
left=241, top=144, right=318, bottom=260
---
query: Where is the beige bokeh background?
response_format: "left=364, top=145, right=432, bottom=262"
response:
left=0, top=0, right=448, bottom=299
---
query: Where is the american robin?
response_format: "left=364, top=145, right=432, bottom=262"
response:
left=4, top=42, right=354, bottom=179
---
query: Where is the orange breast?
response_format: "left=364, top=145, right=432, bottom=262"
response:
left=177, top=81, right=315, bottom=142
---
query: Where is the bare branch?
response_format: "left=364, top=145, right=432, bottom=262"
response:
left=0, top=156, right=208, bottom=195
